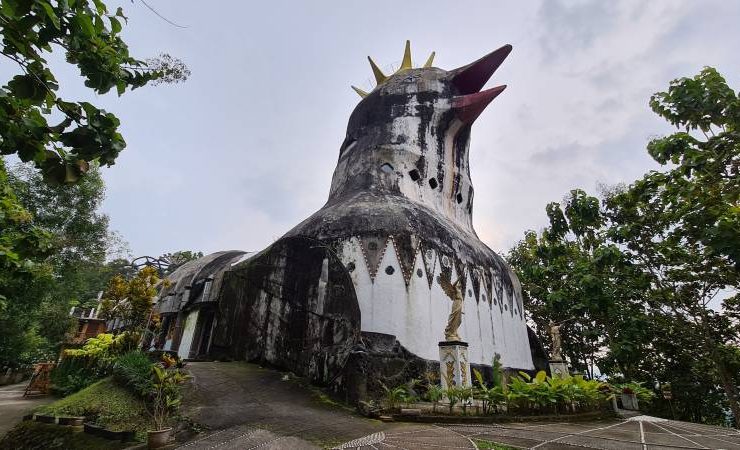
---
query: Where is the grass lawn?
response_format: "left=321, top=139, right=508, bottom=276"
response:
left=35, top=377, right=150, bottom=434
left=473, top=439, right=519, bottom=450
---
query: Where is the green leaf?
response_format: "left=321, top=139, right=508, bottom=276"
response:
left=109, top=16, right=122, bottom=34
left=38, top=1, right=60, bottom=30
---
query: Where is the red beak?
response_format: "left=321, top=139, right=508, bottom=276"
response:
left=451, top=44, right=512, bottom=95
left=452, top=85, right=507, bottom=124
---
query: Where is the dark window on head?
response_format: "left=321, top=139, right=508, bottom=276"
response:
left=428, top=177, right=438, bottom=189
left=408, top=169, right=421, bottom=181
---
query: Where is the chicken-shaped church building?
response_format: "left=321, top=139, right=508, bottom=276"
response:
left=153, top=42, right=547, bottom=401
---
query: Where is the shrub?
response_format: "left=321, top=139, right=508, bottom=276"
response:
left=148, top=364, right=189, bottom=431
left=425, top=384, right=444, bottom=413
left=64, top=332, right=139, bottom=367
left=379, top=381, right=408, bottom=411
left=507, top=371, right=609, bottom=414
left=51, top=332, right=141, bottom=396
left=50, top=358, right=105, bottom=396
left=113, top=351, right=154, bottom=397
left=473, top=369, right=506, bottom=415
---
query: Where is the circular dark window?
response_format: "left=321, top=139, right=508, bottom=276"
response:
left=368, top=242, right=378, bottom=250
left=346, top=261, right=355, bottom=272
left=416, top=268, right=423, bottom=278
left=385, top=266, right=395, bottom=275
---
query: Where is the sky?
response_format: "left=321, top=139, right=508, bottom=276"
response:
left=20, top=0, right=740, bottom=258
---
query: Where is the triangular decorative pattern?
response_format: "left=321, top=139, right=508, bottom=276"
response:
left=421, top=245, right=436, bottom=288
left=359, top=234, right=389, bottom=281
left=390, top=234, right=417, bottom=284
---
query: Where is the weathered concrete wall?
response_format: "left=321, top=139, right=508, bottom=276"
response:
left=210, top=237, right=361, bottom=385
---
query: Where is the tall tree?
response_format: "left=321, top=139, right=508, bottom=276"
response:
left=0, top=0, right=187, bottom=366
left=607, top=68, right=739, bottom=426
left=509, top=67, right=739, bottom=426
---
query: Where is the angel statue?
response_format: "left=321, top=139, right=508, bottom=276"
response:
left=547, top=318, right=574, bottom=361
left=438, top=274, right=464, bottom=342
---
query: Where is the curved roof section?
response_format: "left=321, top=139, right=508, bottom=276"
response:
left=156, top=250, right=246, bottom=313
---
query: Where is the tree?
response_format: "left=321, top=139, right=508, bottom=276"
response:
left=509, top=67, right=739, bottom=426
left=1, top=0, right=188, bottom=182
left=161, top=250, right=203, bottom=275
left=100, top=265, right=161, bottom=331
left=0, top=158, right=56, bottom=367
left=508, top=189, right=651, bottom=379
left=0, top=0, right=187, bottom=366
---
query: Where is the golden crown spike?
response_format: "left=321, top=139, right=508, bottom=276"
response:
left=351, top=40, right=436, bottom=98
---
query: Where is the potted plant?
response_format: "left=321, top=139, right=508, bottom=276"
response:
left=147, top=364, right=188, bottom=449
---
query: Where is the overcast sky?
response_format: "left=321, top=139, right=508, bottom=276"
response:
left=28, top=0, right=740, bottom=258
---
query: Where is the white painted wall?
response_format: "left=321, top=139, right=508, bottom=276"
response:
left=178, top=310, right=200, bottom=359
left=340, top=236, right=534, bottom=370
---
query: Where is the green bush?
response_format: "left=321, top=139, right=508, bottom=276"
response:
left=473, top=369, right=506, bottom=414
left=51, top=332, right=141, bottom=396
left=50, top=358, right=105, bottom=396
left=507, top=371, right=609, bottom=414
left=113, top=350, right=154, bottom=397
left=64, top=332, right=139, bottom=367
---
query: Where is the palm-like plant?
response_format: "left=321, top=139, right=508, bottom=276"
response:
left=473, top=369, right=506, bottom=415
left=149, top=364, right=188, bottom=431
left=425, top=383, right=444, bottom=413
left=379, top=382, right=408, bottom=412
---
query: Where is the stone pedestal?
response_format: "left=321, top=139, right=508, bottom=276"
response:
left=548, top=359, right=570, bottom=378
left=439, top=341, right=471, bottom=388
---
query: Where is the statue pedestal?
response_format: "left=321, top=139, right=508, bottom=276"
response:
left=549, top=359, right=570, bottom=378
left=439, top=341, right=471, bottom=388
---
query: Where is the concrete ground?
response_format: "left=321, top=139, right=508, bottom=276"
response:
left=0, top=382, right=53, bottom=437
left=178, top=362, right=740, bottom=449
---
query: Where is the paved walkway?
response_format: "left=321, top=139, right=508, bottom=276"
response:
left=179, top=362, right=412, bottom=449
left=0, top=382, right=53, bottom=437
left=336, top=419, right=740, bottom=449
left=178, top=362, right=740, bottom=450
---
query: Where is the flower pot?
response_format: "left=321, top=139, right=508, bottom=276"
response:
left=117, top=430, right=136, bottom=442
left=148, top=427, right=173, bottom=449
left=621, top=393, right=639, bottom=410
left=84, top=422, right=104, bottom=437
left=34, top=414, right=56, bottom=424
left=58, top=416, right=84, bottom=426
